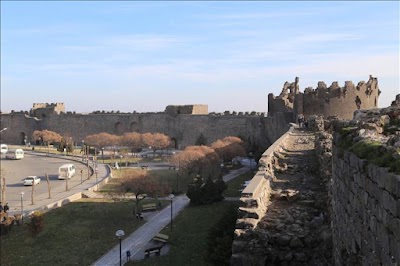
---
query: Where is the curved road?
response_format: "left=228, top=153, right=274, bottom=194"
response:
left=0, top=151, right=108, bottom=216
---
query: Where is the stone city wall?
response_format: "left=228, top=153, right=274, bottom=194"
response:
left=231, top=125, right=294, bottom=265
left=331, top=138, right=400, bottom=265
left=0, top=110, right=291, bottom=151
left=319, top=104, right=400, bottom=265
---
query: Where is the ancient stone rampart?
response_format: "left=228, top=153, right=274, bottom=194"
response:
left=317, top=105, right=400, bottom=265
left=0, top=106, right=291, bottom=152
left=268, top=75, right=380, bottom=120
left=231, top=125, right=294, bottom=265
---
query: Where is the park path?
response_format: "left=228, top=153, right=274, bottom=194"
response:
left=92, top=167, right=250, bottom=266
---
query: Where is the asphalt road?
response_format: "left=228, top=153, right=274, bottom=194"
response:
left=0, top=153, right=91, bottom=213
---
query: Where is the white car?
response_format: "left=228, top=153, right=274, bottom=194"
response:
left=23, top=176, right=41, bottom=186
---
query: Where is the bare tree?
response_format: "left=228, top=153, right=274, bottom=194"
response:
left=1, top=177, right=6, bottom=204
left=45, top=173, right=51, bottom=199
left=31, top=182, right=35, bottom=205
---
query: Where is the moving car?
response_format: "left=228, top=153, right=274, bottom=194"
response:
left=58, top=164, right=76, bottom=179
left=23, top=176, right=41, bottom=186
left=6, top=149, right=24, bottom=160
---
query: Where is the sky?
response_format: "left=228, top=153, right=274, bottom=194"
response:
left=1, top=1, right=399, bottom=113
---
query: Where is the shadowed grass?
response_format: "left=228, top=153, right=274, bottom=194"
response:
left=223, top=171, right=253, bottom=197
left=0, top=199, right=144, bottom=265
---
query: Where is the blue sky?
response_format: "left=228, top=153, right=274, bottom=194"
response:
left=1, top=1, right=399, bottom=113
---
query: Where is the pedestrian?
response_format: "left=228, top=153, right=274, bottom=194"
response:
left=4, top=203, right=9, bottom=213
left=0, top=202, right=3, bottom=212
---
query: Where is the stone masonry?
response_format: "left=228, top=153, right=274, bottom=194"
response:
left=329, top=105, right=400, bottom=265
left=231, top=125, right=333, bottom=265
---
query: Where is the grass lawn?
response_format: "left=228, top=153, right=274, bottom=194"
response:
left=128, top=201, right=241, bottom=266
left=223, top=171, right=254, bottom=197
left=0, top=199, right=144, bottom=265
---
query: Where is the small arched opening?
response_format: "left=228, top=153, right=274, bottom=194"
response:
left=130, top=122, right=140, bottom=132
left=20, top=132, right=27, bottom=145
left=114, top=122, right=124, bottom=135
left=170, top=138, right=178, bottom=149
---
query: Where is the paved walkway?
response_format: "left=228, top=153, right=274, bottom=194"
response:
left=92, top=166, right=251, bottom=266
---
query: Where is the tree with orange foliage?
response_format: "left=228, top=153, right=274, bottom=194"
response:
left=117, top=169, right=171, bottom=215
left=184, top=145, right=220, bottom=174
left=32, top=130, right=62, bottom=155
left=211, top=136, right=246, bottom=163
left=121, top=132, right=142, bottom=155
left=142, top=133, right=171, bottom=157
left=172, top=147, right=204, bottom=177
left=84, top=132, right=119, bottom=149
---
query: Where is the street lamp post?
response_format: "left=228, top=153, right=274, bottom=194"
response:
left=115, top=230, right=125, bottom=266
left=102, top=148, right=105, bottom=163
left=82, top=140, right=85, bottom=162
left=249, top=152, right=253, bottom=170
left=169, top=194, right=174, bottom=231
left=20, top=191, right=25, bottom=224
left=119, top=155, right=123, bottom=172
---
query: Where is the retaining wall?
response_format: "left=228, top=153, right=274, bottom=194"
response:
left=231, top=125, right=294, bottom=265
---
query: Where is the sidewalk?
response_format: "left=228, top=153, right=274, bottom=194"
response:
left=92, top=195, right=190, bottom=266
left=92, top=166, right=251, bottom=266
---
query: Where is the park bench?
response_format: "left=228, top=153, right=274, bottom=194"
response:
left=141, top=165, right=149, bottom=170
left=135, top=212, right=144, bottom=219
left=168, top=165, right=176, bottom=170
left=144, top=245, right=163, bottom=258
left=142, top=203, right=157, bottom=211
left=153, top=233, right=169, bottom=244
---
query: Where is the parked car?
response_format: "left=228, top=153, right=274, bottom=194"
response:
left=0, top=144, right=8, bottom=154
left=23, top=176, right=41, bottom=186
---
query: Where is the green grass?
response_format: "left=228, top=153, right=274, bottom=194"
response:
left=0, top=199, right=144, bottom=265
left=348, top=140, right=400, bottom=174
left=223, top=171, right=254, bottom=197
left=128, top=201, right=241, bottom=266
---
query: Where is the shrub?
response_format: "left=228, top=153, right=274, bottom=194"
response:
left=26, top=211, right=44, bottom=236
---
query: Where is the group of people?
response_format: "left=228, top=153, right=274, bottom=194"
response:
left=297, top=115, right=309, bottom=128
left=0, top=202, right=9, bottom=213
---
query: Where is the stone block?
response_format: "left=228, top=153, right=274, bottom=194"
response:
left=382, top=190, right=397, bottom=216
left=389, top=234, right=398, bottom=260
left=360, top=174, right=367, bottom=189
left=384, top=173, right=396, bottom=196
left=388, top=218, right=400, bottom=241
left=231, top=240, right=247, bottom=253
left=368, top=165, right=377, bottom=183
left=376, top=167, right=388, bottom=188
left=396, top=239, right=400, bottom=264
left=378, top=223, right=390, bottom=253
left=369, top=215, right=378, bottom=232
left=358, top=159, right=368, bottom=173
left=391, top=174, right=400, bottom=198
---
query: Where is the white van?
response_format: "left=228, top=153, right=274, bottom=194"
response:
left=6, top=149, right=24, bottom=160
left=58, top=164, right=76, bottom=180
left=0, top=144, right=8, bottom=154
